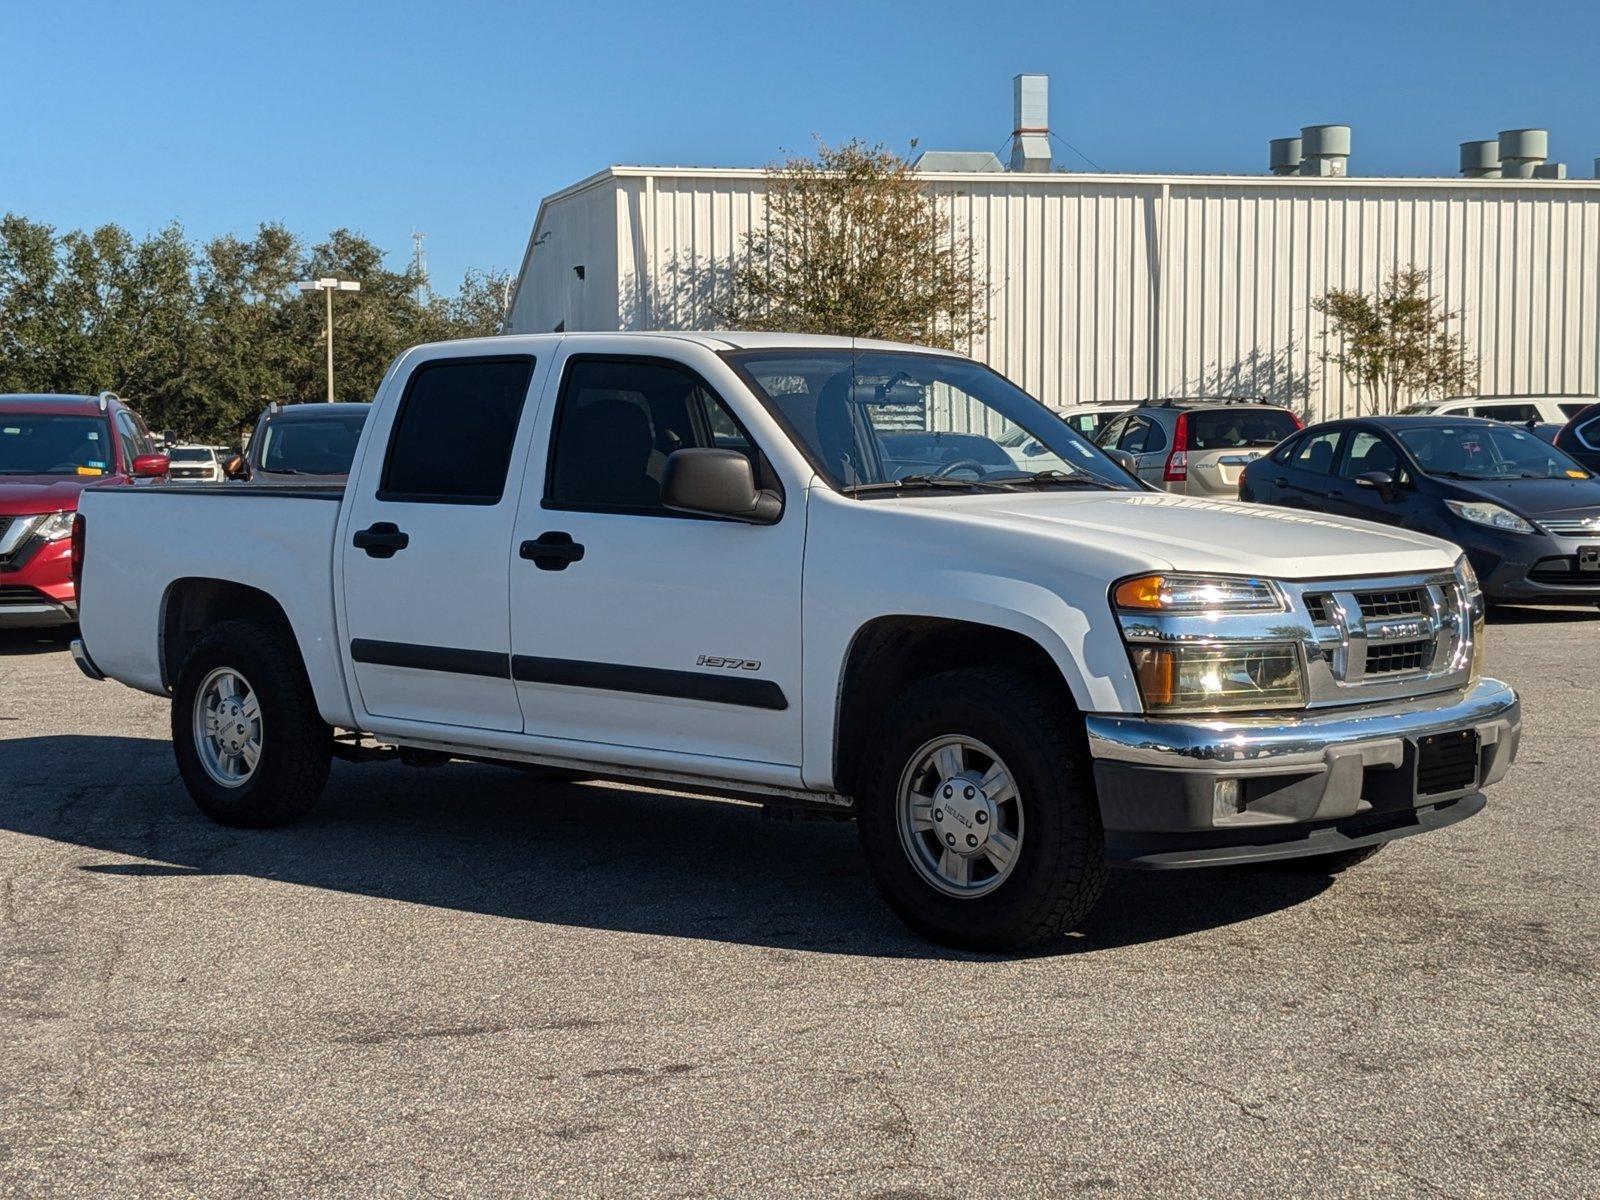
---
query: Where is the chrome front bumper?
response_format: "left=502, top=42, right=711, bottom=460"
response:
left=1085, top=677, right=1520, bottom=867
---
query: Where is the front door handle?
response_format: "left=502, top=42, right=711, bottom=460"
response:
left=353, top=522, right=409, bottom=559
left=521, top=530, right=585, bottom=571
left=1274, top=476, right=1290, bottom=487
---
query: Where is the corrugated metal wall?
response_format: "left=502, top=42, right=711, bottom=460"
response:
left=510, top=168, right=1600, bottom=420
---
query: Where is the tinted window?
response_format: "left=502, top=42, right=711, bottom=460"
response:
left=1470, top=403, right=1540, bottom=423
left=1188, top=408, right=1300, bottom=450
left=170, top=447, right=214, bottom=463
left=547, top=358, right=759, bottom=513
left=261, top=410, right=369, bottom=475
left=1337, top=430, right=1402, bottom=480
left=1558, top=403, right=1590, bottom=419
left=1095, top=415, right=1129, bottom=448
left=1116, top=418, right=1149, bottom=453
left=380, top=358, right=534, bottom=503
left=1292, top=429, right=1343, bottom=474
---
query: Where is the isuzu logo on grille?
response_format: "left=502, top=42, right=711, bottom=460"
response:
left=1367, top=618, right=1430, bottom=643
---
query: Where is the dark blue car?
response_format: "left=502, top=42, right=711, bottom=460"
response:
left=1241, top=415, right=1600, bottom=607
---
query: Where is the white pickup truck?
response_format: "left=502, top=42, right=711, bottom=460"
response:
left=71, top=333, right=1521, bottom=949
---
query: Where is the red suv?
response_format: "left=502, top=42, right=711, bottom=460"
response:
left=0, top=393, right=169, bottom=628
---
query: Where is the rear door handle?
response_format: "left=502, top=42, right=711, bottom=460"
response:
left=353, top=522, right=409, bottom=559
left=521, top=531, right=585, bottom=571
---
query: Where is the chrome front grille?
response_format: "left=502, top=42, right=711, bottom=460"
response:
left=1364, top=638, right=1433, bottom=674
left=1354, top=587, right=1428, bottom=619
left=1539, top=517, right=1600, bottom=538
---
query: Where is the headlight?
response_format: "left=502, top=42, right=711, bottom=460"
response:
left=1444, top=500, right=1534, bottom=534
left=1112, top=573, right=1282, bottom=613
left=1128, top=643, right=1306, bottom=713
left=1456, top=554, right=1486, bottom=679
left=32, top=511, right=75, bottom=542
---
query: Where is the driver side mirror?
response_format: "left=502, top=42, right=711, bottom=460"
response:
left=1354, top=470, right=1396, bottom=500
left=1105, top=448, right=1140, bottom=476
left=662, top=449, right=782, bottom=525
left=131, top=453, right=169, bottom=479
left=223, top=454, right=250, bottom=481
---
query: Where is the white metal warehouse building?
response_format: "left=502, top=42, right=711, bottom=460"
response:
left=506, top=166, right=1600, bottom=421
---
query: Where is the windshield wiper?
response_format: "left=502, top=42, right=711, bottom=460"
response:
left=257, top=466, right=300, bottom=475
left=842, top=473, right=1011, bottom=496
left=985, top=469, right=1117, bottom=490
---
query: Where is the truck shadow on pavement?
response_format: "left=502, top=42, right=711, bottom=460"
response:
left=0, top=734, right=1335, bottom=959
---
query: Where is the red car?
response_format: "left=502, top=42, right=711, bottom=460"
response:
left=0, top=393, right=169, bottom=628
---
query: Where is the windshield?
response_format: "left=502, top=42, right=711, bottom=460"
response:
left=170, top=447, right=213, bottom=463
left=1397, top=423, right=1592, bottom=480
left=1187, top=408, right=1301, bottom=449
left=725, top=350, right=1136, bottom=494
left=0, top=413, right=114, bottom=476
left=257, top=410, right=368, bottom=475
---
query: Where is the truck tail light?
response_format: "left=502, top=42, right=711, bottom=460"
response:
left=70, top=512, right=86, bottom=592
left=1163, top=413, right=1189, bottom=482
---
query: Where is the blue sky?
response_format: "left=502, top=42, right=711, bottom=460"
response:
left=5, top=0, right=1598, bottom=293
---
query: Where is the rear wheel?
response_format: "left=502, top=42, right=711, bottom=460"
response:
left=172, top=619, right=331, bottom=828
left=856, top=669, right=1105, bottom=951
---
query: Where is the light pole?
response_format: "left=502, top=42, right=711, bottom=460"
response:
left=295, top=277, right=361, bottom=402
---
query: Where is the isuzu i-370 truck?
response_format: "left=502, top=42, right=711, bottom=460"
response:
left=70, top=333, right=1521, bottom=949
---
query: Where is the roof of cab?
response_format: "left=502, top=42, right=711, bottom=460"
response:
left=406, top=330, right=966, bottom=358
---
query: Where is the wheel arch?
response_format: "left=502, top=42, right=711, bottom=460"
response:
left=830, top=614, right=1087, bottom=800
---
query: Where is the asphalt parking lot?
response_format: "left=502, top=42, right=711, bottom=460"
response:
left=1, top=614, right=1596, bottom=1198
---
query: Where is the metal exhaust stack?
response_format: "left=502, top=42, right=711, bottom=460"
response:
left=1269, top=137, right=1302, bottom=175
left=1498, top=129, right=1548, bottom=179
left=1010, top=74, right=1052, bottom=173
left=1298, top=125, right=1351, bottom=176
left=1460, top=140, right=1501, bottom=178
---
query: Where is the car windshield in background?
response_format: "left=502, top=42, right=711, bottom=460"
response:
left=258, top=411, right=368, bottom=475
left=170, top=447, right=213, bottom=463
left=0, top=414, right=114, bottom=476
left=726, top=350, right=1135, bottom=494
left=1187, top=408, right=1301, bottom=450
left=1397, top=424, right=1592, bottom=480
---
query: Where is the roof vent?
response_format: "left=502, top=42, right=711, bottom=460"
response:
left=1533, top=162, right=1567, bottom=179
left=1009, top=74, right=1052, bottom=173
left=913, top=150, right=1005, bottom=173
left=1459, top=140, right=1501, bottom=178
left=1269, top=137, right=1302, bottom=175
left=1298, top=125, right=1351, bottom=176
left=1498, top=128, right=1548, bottom=178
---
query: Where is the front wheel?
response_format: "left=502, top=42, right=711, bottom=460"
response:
left=856, top=669, right=1105, bottom=951
left=172, top=619, right=331, bottom=828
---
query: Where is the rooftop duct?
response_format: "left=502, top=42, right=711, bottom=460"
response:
left=1010, top=74, right=1052, bottom=173
left=1498, top=128, right=1548, bottom=179
left=1459, top=140, right=1501, bottom=179
left=1533, top=162, right=1568, bottom=179
left=1268, top=137, right=1302, bottom=175
left=1298, top=125, right=1350, bottom=176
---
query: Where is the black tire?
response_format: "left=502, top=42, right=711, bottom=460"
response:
left=171, top=619, right=331, bottom=828
left=856, top=668, right=1105, bottom=952
left=1271, top=843, right=1386, bottom=875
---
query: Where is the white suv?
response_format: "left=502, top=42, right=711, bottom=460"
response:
left=1403, top=395, right=1595, bottom=426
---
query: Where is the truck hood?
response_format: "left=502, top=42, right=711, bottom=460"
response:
left=899, top=490, right=1459, bottom=578
left=0, top=476, right=98, bottom=516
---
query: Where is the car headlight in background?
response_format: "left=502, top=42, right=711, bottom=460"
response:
left=31, top=511, right=75, bottom=541
left=1128, top=643, right=1306, bottom=713
left=1112, top=573, right=1282, bottom=613
left=1444, top=500, right=1535, bottom=534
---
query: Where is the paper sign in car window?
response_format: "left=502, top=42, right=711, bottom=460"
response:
left=76, top=466, right=104, bottom=476
left=1567, top=469, right=1591, bottom=479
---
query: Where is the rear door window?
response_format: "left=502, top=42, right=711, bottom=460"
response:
left=379, top=356, right=535, bottom=504
left=1188, top=408, right=1301, bottom=450
left=1291, top=429, right=1344, bottom=474
left=1470, top=403, right=1540, bottom=423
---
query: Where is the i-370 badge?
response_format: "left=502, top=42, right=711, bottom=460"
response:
left=696, top=655, right=761, bottom=671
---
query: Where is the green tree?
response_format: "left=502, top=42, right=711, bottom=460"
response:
left=1312, top=266, right=1475, bottom=414
left=718, top=140, right=989, bottom=349
left=0, top=214, right=509, bottom=441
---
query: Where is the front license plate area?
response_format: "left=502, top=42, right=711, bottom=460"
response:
left=1415, top=730, right=1480, bottom=797
left=1578, top=545, right=1600, bottom=573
